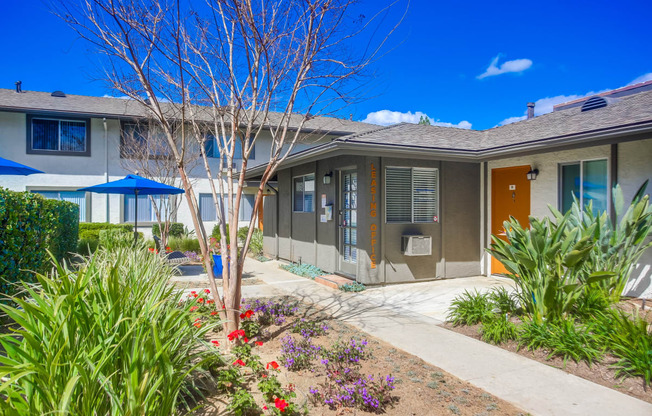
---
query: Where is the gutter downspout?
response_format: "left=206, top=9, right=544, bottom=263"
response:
left=103, top=118, right=109, bottom=222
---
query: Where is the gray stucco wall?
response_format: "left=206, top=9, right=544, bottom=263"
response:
left=268, top=155, right=482, bottom=284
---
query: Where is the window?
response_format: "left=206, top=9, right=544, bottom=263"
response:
left=124, top=195, right=170, bottom=222
left=560, top=159, right=608, bottom=214
left=293, top=174, right=315, bottom=212
left=32, top=190, right=87, bottom=222
left=28, top=116, right=89, bottom=155
left=121, top=122, right=171, bottom=159
left=385, top=167, right=439, bottom=223
left=204, top=136, right=255, bottom=160
left=199, top=193, right=255, bottom=222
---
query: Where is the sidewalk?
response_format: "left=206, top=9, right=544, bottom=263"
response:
left=238, top=259, right=652, bottom=416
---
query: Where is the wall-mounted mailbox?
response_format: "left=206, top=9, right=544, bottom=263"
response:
left=401, top=235, right=432, bottom=256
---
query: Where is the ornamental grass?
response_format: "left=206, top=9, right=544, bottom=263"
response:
left=0, top=247, right=221, bottom=415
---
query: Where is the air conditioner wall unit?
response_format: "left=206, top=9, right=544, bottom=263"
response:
left=401, top=235, right=432, bottom=256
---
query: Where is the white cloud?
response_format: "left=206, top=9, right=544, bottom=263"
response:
left=629, top=72, right=652, bottom=85
left=362, top=110, right=472, bottom=129
left=477, top=55, right=533, bottom=79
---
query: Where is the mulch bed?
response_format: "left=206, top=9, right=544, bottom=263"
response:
left=195, top=297, right=528, bottom=416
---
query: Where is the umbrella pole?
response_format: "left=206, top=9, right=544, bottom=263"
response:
left=134, top=189, right=139, bottom=245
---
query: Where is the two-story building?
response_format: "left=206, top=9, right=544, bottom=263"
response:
left=0, top=86, right=375, bottom=235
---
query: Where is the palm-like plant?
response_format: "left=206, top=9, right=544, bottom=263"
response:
left=489, top=212, right=613, bottom=324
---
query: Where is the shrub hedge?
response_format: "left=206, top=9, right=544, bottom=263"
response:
left=77, top=223, right=133, bottom=255
left=0, top=189, right=79, bottom=298
left=152, top=222, right=185, bottom=239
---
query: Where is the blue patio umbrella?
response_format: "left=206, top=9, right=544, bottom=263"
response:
left=0, top=156, right=44, bottom=175
left=79, top=174, right=184, bottom=243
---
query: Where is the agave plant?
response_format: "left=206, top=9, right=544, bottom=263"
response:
left=488, top=212, right=613, bottom=324
left=0, top=247, right=221, bottom=415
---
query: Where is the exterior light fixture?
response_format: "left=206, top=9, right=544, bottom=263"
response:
left=323, top=171, right=333, bottom=184
left=526, top=168, right=539, bottom=181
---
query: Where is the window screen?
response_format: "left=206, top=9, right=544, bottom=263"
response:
left=386, top=167, right=438, bottom=223
left=199, top=193, right=256, bottom=222
left=124, top=195, right=169, bottom=222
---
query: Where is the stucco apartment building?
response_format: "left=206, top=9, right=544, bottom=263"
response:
left=247, top=81, right=652, bottom=298
left=0, top=86, right=375, bottom=236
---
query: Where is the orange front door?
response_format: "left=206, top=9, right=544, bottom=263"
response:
left=491, top=166, right=531, bottom=275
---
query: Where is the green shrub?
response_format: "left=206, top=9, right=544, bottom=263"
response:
left=594, top=309, right=652, bottom=386
left=0, top=189, right=79, bottom=299
left=152, top=222, right=185, bottom=239
left=447, top=290, right=493, bottom=326
left=480, top=314, right=518, bottom=345
left=98, top=229, right=133, bottom=250
left=227, top=388, right=260, bottom=416
left=0, top=247, right=221, bottom=414
left=519, top=319, right=603, bottom=365
left=488, top=211, right=614, bottom=324
left=573, top=289, right=610, bottom=320
left=249, top=228, right=264, bottom=256
left=488, top=287, right=519, bottom=315
left=77, top=238, right=100, bottom=256
left=211, top=223, right=231, bottom=243
left=168, top=237, right=201, bottom=252
left=340, top=282, right=366, bottom=292
left=552, top=183, right=652, bottom=302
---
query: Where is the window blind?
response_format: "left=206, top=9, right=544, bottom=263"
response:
left=385, top=167, right=412, bottom=223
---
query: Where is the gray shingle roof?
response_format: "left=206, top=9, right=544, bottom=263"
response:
left=0, top=88, right=377, bottom=136
left=334, top=89, right=652, bottom=152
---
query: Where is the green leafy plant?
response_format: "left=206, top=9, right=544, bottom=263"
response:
left=488, top=212, right=613, bottom=324
left=0, top=247, right=220, bottom=415
left=0, top=189, right=79, bottom=300
left=98, top=228, right=133, bottom=250
left=227, top=388, right=261, bottom=416
left=211, top=223, right=231, bottom=243
left=447, top=290, right=494, bottom=326
left=258, top=375, right=283, bottom=402
left=241, top=318, right=261, bottom=338
left=281, top=262, right=324, bottom=279
left=340, top=282, right=366, bottom=292
left=216, top=366, right=245, bottom=393
left=488, top=287, right=519, bottom=315
left=152, top=222, right=185, bottom=239
left=551, top=182, right=652, bottom=302
left=480, top=314, right=518, bottom=344
left=519, top=319, right=603, bottom=365
left=248, top=228, right=264, bottom=256
left=594, top=309, right=652, bottom=386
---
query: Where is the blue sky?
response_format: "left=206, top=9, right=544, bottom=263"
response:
left=2, top=0, right=651, bottom=130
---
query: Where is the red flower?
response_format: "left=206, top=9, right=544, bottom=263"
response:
left=263, top=405, right=268, bottom=410
left=193, top=322, right=202, bottom=328
left=191, top=291, right=197, bottom=295
left=222, top=305, right=226, bottom=309
left=227, top=329, right=246, bottom=341
left=198, top=298, right=204, bottom=303
left=204, top=289, right=210, bottom=294
left=190, top=306, right=198, bottom=312
left=239, top=313, right=246, bottom=319
left=244, top=309, right=254, bottom=318
left=211, top=340, right=220, bottom=346
left=210, top=311, right=217, bottom=316
left=255, top=341, right=263, bottom=346
left=266, top=361, right=279, bottom=370
left=243, top=337, right=249, bottom=343
left=287, top=383, right=295, bottom=392
left=274, top=397, right=288, bottom=412
left=233, top=359, right=246, bottom=366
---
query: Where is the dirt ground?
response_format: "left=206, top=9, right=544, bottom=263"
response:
left=196, top=298, right=529, bottom=416
left=443, top=299, right=652, bottom=405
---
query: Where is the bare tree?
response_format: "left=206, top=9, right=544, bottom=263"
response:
left=120, top=119, right=199, bottom=247
left=55, top=0, right=403, bottom=335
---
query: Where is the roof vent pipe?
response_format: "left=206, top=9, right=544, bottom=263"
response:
left=527, top=102, right=535, bottom=119
left=15, top=81, right=22, bottom=93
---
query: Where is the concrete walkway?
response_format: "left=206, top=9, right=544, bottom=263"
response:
left=174, top=259, right=652, bottom=416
